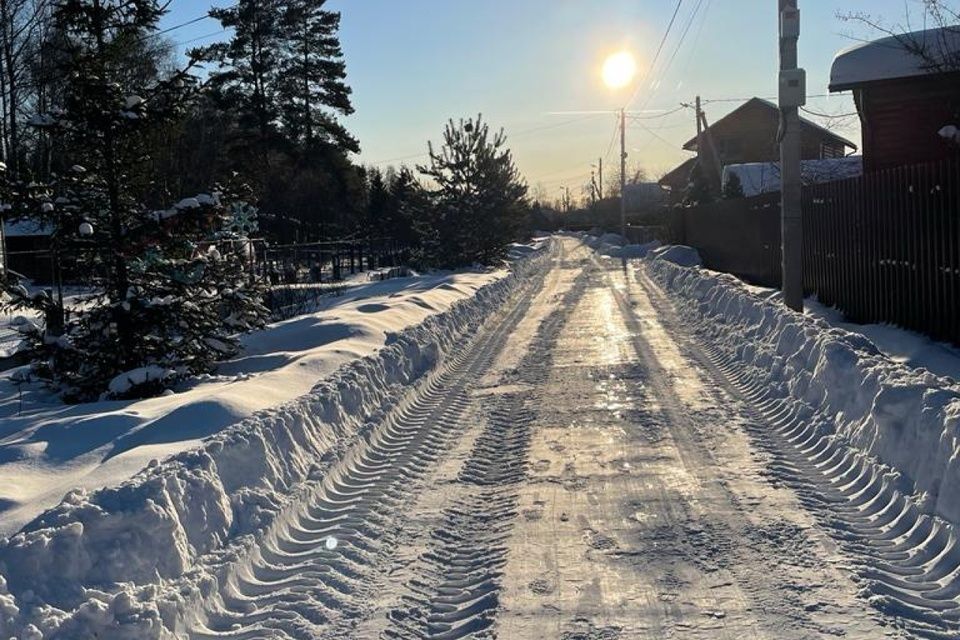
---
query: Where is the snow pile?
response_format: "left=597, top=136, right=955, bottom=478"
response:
left=648, top=244, right=701, bottom=267
left=597, top=240, right=662, bottom=260
left=0, top=244, right=553, bottom=638
left=939, top=124, right=960, bottom=145
left=107, top=365, right=175, bottom=396
left=645, top=258, right=960, bottom=527
left=505, top=237, right=547, bottom=261
left=582, top=232, right=627, bottom=257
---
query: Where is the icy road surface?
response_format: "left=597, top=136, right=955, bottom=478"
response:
left=188, top=238, right=925, bottom=639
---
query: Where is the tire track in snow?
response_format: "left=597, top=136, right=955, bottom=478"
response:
left=381, top=273, right=587, bottom=640
left=638, top=267, right=960, bottom=640
left=184, top=257, right=555, bottom=640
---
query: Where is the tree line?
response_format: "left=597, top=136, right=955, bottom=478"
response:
left=0, top=0, right=530, bottom=402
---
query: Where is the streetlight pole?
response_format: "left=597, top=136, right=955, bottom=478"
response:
left=619, top=108, right=627, bottom=241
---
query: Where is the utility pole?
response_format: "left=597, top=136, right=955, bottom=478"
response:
left=598, top=157, right=603, bottom=200
left=778, top=0, right=805, bottom=311
left=619, top=108, right=627, bottom=240
left=695, top=96, right=703, bottom=189
left=695, top=96, right=702, bottom=141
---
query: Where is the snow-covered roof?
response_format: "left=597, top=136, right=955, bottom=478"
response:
left=830, top=27, right=960, bottom=91
left=3, top=219, right=53, bottom=238
left=723, top=156, right=863, bottom=197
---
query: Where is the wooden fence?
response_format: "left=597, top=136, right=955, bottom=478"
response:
left=803, top=157, right=960, bottom=345
left=676, top=157, right=960, bottom=346
left=675, top=192, right=783, bottom=287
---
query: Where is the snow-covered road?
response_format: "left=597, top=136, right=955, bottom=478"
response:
left=5, top=236, right=956, bottom=639
left=183, top=237, right=926, bottom=638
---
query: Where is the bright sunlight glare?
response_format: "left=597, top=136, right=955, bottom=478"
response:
left=602, top=51, right=637, bottom=90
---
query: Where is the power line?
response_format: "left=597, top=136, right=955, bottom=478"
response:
left=367, top=151, right=430, bottom=167
left=800, top=106, right=859, bottom=119
left=365, top=113, right=609, bottom=168
left=630, top=121, right=677, bottom=150
left=535, top=171, right=593, bottom=187
left=508, top=112, right=607, bottom=139
left=602, top=114, right=620, bottom=162
left=625, top=0, right=685, bottom=109
left=156, top=14, right=211, bottom=37
left=700, top=92, right=851, bottom=104
left=625, top=105, right=688, bottom=121
left=173, top=28, right=228, bottom=47
left=645, top=0, right=709, bottom=108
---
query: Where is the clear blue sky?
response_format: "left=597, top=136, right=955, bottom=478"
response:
left=163, top=1, right=914, bottom=199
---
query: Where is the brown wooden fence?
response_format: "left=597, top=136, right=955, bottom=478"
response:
left=803, top=157, right=960, bottom=345
left=676, top=157, right=960, bottom=346
left=675, top=192, right=783, bottom=287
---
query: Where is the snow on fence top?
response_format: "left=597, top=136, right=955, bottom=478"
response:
left=2, top=219, right=53, bottom=238
left=830, top=27, right=960, bottom=91
left=722, top=156, right=863, bottom=198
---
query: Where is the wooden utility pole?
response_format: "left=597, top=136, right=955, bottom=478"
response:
left=598, top=157, right=603, bottom=200
left=695, top=96, right=703, bottom=141
left=778, top=0, right=804, bottom=311
left=619, top=108, right=627, bottom=240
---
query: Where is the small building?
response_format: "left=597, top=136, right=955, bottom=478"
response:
left=1, top=219, right=53, bottom=283
left=830, top=27, right=960, bottom=172
left=659, top=97, right=858, bottom=199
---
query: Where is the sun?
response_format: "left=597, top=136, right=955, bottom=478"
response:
left=602, top=51, right=637, bottom=90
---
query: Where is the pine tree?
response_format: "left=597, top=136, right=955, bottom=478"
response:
left=278, top=0, right=357, bottom=153
left=201, top=0, right=285, bottom=149
left=417, top=116, right=527, bottom=267
left=0, top=0, right=268, bottom=401
left=202, top=0, right=357, bottom=156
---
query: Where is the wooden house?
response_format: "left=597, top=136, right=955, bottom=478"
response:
left=830, top=27, right=960, bottom=173
left=659, top=97, right=857, bottom=198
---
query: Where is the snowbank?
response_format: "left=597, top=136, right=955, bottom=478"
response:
left=649, top=244, right=701, bottom=268
left=0, top=244, right=552, bottom=637
left=645, top=258, right=960, bottom=527
left=0, top=270, right=523, bottom=536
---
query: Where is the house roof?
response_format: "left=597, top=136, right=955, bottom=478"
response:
left=657, top=157, right=697, bottom=189
left=830, top=27, right=960, bottom=91
left=681, top=97, right=857, bottom=152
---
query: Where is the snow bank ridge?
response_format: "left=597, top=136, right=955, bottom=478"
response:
left=0, top=244, right=552, bottom=637
left=647, top=258, right=960, bottom=526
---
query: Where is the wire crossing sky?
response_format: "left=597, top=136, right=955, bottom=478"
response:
left=162, top=0, right=912, bottom=193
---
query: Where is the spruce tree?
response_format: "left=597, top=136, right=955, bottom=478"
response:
left=366, top=166, right=390, bottom=236
left=0, top=0, right=268, bottom=401
left=417, top=116, right=527, bottom=267
left=386, top=166, right=419, bottom=249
